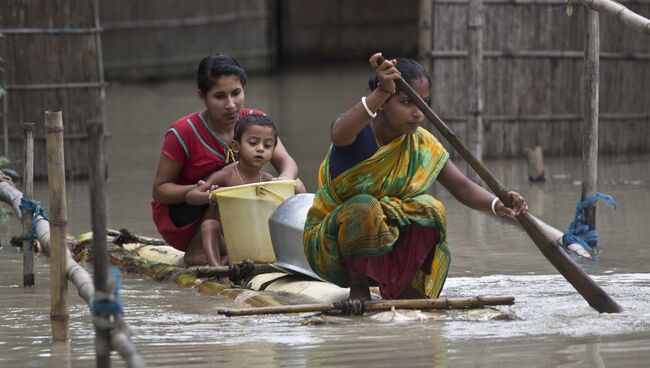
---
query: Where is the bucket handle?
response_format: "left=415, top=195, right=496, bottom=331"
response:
left=256, top=185, right=287, bottom=202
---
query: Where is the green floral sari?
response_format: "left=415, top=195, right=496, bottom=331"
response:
left=303, top=127, right=451, bottom=298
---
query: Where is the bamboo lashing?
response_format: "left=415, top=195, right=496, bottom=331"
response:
left=218, top=296, right=515, bottom=317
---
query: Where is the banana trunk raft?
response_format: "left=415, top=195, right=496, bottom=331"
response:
left=72, top=230, right=517, bottom=321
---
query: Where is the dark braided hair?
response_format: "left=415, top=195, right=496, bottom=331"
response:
left=368, top=57, right=431, bottom=93
left=234, top=113, right=278, bottom=145
left=197, top=53, right=248, bottom=95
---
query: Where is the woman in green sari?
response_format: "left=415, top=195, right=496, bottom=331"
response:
left=303, top=53, right=528, bottom=300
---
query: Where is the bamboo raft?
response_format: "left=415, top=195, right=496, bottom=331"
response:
left=3, top=178, right=592, bottom=319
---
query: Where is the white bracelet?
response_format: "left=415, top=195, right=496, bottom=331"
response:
left=491, top=197, right=500, bottom=216
left=361, top=96, right=377, bottom=118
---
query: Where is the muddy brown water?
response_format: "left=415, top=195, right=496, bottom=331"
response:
left=1, top=64, right=649, bottom=367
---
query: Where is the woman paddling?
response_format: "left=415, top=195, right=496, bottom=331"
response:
left=303, top=53, right=528, bottom=300
left=152, top=53, right=299, bottom=266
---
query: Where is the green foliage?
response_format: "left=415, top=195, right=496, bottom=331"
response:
left=0, top=156, right=18, bottom=178
left=566, top=0, right=574, bottom=17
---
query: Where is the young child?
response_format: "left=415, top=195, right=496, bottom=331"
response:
left=186, top=114, right=305, bottom=267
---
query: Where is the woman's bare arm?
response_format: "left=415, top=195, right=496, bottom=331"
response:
left=331, top=54, right=398, bottom=147
left=270, top=137, right=299, bottom=179
left=152, top=154, right=196, bottom=204
left=185, top=170, right=229, bottom=205
left=437, top=160, right=528, bottom=216
left=437, top=160, right=494, bottom=211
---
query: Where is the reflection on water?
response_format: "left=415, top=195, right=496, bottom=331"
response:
left=0, top=64, right=649, bottom=367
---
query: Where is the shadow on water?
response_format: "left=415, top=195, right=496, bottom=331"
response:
left=1, top=63, right=649, bottom=367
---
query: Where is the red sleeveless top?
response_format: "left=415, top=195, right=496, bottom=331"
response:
left=151, top=108, right=264, bottom=250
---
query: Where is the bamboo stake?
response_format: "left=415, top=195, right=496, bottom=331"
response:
left=2, top=94, right=8, bottom=157
left=87, top=121, right=111, bottom=368
left=583, top=10, right=600, bottom=233
left=45, top=111, right=69, bottom=341
left=375, top=56, right=622, bottom=313
left=467, top=0, right=484, bottom=182
left=580, top=0, right=650, bottom=35
left=218, top=296, right=515, bottom=317
left=527, top=146, right=546, bottom=182
left=22, top=122, right=35, bottom=286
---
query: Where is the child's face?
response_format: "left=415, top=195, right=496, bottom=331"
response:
left=235, top=125, right=276, bottom=167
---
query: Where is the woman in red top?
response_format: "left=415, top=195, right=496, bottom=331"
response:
left=151, top=53, right=299, bottom=266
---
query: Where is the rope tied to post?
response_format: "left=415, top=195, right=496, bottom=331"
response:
left=229, top=259, right=256, bottom=285
left=19, top=197, right=49, bottom=248
left=562, top=192, right=617, bottom=252
left=333, top=299, right=366, bottom=315
left=91, top=267, right=125, bottom=316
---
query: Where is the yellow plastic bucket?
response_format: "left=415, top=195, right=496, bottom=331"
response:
left=211, top=180, right=297, bottom=263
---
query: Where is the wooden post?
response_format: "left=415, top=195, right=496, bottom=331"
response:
left=87, top=121, right=111, bottom=368
left=582, top=9, right=599, bottom=231
left=45, top=111, right=69, bottom=341
left=467, top=0, right=484, bottom=182
left=2, top=95, right=8, bottom=157
left=22, top=122, right=35, bottom=286
left=527, top=146, right=546, bottom=182
left=418, top=0, right=433, bottom=74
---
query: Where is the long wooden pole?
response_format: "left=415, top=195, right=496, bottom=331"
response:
left=418, top=0, right=433, bottom=74
left=22, top=122, right=35, bottom=286
left=580, top=0, right=650, bottom=35
left=376, top=56, right=622, bottom=313
left=582, top=9, right=600, bottom=233
left=219, top=296, right=515, bottom=317
left=87, top=121, right=111, bottom=368
left=467, top=0, right=484, bottom=182
left=45, top=111, right=70, bottom=340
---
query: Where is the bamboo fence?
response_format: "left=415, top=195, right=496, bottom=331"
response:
left=421, top=0, right=650, bottom=158
left=99, top=0, right=273, bottom=79
left=0, top=0, right=105, bottom=179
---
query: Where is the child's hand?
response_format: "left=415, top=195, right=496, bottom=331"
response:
left=197, top=180, right=206, bottom=186
left=209, top=184, right=219, bottom=191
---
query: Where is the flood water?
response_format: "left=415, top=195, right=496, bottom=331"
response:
left=1, top=63, right=650, bottom=367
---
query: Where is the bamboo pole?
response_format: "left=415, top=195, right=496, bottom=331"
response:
left=22, top=122, right=35, bottom=286
left=45, top=111, right=69, bottom=341
left=435, top=0, right=650, bottom=4
left=92, top=0, right=107, bottom=133
left=2, top=94, right=8, bottom=157
left=429, top=50, right=650, bottom=60
left=218, top=296, right=515, bottom=317
left=467, top=0, right=484, bottom=182
left=438, top=112, right=649, bottom=122
left=6, top=82, right=105, bottom=91
left=583, top=10, right=600, bottom=232
left=418, top=0, right=433, bottom=74
left=580, top=0, right=650, bottom=35
left=87, top=122, right=111, bottom=368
